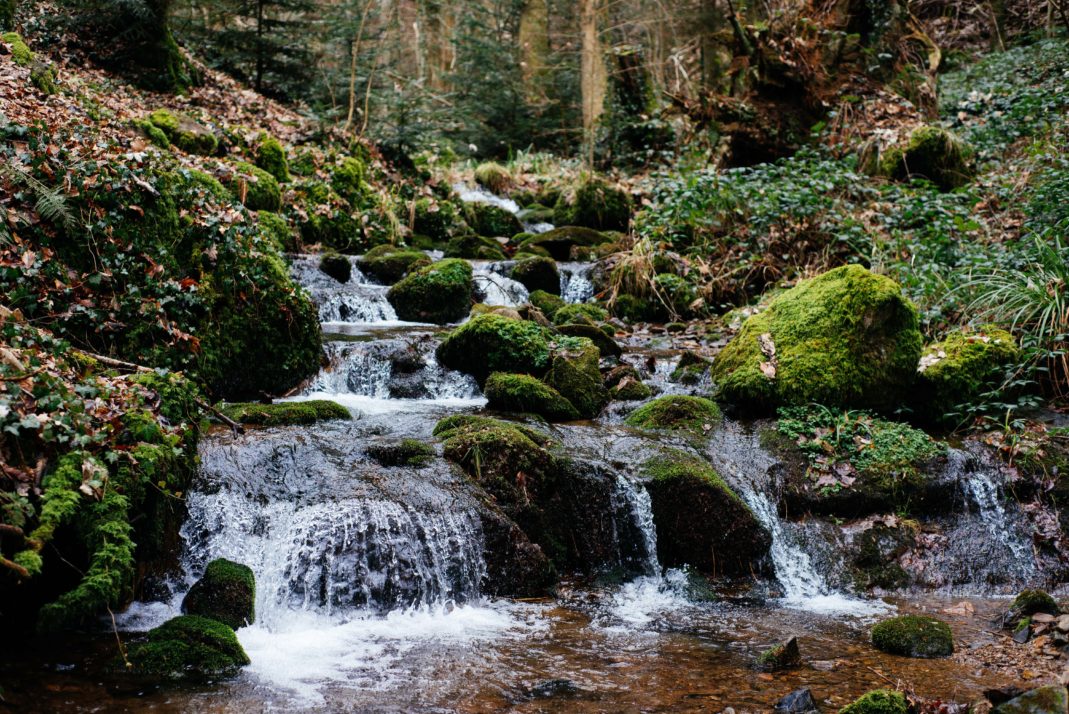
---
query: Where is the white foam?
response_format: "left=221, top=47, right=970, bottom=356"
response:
left=598, top=569, right=691, bottom=630
left=776, top=593, right=893, bottom=618
left=238, top=602, right=543, bottom=705
left=452, top=182, right=521, bottom=213
left=289, top=392, right=485, bottom=415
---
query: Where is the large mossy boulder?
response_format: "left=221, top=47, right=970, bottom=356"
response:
left=1010, top=589, right=1060, bottom=617
left=517, top=226, right=612, bottom=261
left=474, top=162, right=512, bottom=193
left=464, top=202, right=523, bottom=238
left=254, top=132, right=290, bottom=183
left=221, top=400, right=350, bottom=426
left=147, top=109, right=218, bottom=156
left=444, top=232, right=508, bottom=260
left=878, top=125, right=975, bottom=192
left=181, top=558, right=255, bottom=629
left=993, top=685, right=1069, bottom=714
left=413, top=198, right=462, bottom=243
left=839, top=690, right=908, bottom=714
left=359, top=245, right=431, bottom=284
left=557, top=323, right=622, bottom=358
left=226, top=161, right=282, bottom=212
left=625, top=396, right=722, bottom=438
left=870, top=614, right=953, bottom=658
left=436, top=313, right=552, bottom=385
left=643, top=451, right=771, bottom=575
left=915, top=326, right=1019, bottom=424
left=387, top=258, right=474, bottom=324
left=484, top=372, right=580, bottom=422
left=552, top=176, right=632, bottom=232
left=543, top=338, right=607, bottom=419
left=127, top=615, right=250, bottom=681
left=711, top=265, right=922, bottom=412
left=511, top=256, right=560, bottom=295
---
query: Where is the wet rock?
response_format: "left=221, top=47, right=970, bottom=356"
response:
left=774, top=687, right=819, bottom=714
left=849, top=516, right=917, bottom=590
left=1013, top=590, right=1061, bottom=617
left=610, top=376, right=652, bottom=401
left=625, top=395, right=721, bottom=438
left=711, top=265, right=922, bottom=412
left=543, top=338, right=608, bottom=419
left=643, top=450, right=771, bottom=575
left=387, top=372, right=429, bottom=399
left=992, top=685, right=1069, bottom=714
left=181, top=559, right=256, bottom=630
left=221, top=400, right=351, bottom=426
left=517, top=226, right=613, bottom=261
left=1013, top=625, right=1032, bottom=644
left=527, top=678, right=580, bottom=699
left=671, top=351, right=712, bottom=385
left=365, top=439, right=436, bottom=467
left=478, top=509, right=556, bottom=598
left=511, top=256, right=560, bottom=295
left=871, top=614, right=953, bottom=658
left=756, top=636, right=801, bottom=672
left=463, top=202, right=523, bottom=238
left=551, top=176, right=632, bottom=232
left=437, top=313, right=552, bottom=386
left=529, top=289, right=566, bottom=320
left=552, top=303, right=609, bottom=326
left=319, top=252, right=352, bottom=283
left=557, top=323, right=622, bottom=357
left=358, top=246, right=431, bottom=284
left=387, top=258, right=474, bottom=324
left=484, top=372, right=580, bottom=422
left=987, top=688, right=1028, bottom=705
left=126, top=615, right=250, bottom=681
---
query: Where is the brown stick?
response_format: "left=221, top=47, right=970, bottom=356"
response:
left=0, top=555, right=30, bottom=578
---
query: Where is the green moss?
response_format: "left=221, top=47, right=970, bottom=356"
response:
left=878, top=125, right=975, bottom=191
left=319, top=252, right=352, bottom=283
left=1011, top=589, right=1060, bottom=616
left=552, top=176, right=632, bottom=232
left=485, top=372, right=580, bottom=422
left=444, top=232, right=508, bottom=260
left=257, top=211, right=298, bottom=252
left=916, top=326, right=1019, bottom=424
left=331, top=157, right=371, bottom=206
left=127, top=615, right=250, bottom=681
left=556, top=323, right=621, bottom=358
left=387, top=258, right=474, bottom=324
left=553, top=303, right=608, bottom=326
left=625, top=396, right=722, bottom=437
left=254, top=132, right=290, bottom=183
left=226, top=161, right=282, bottom=212
left=132, top=119, right=171, bottom=149
left=474, top=162, right=511, bottom=193
left=529, top=290, right=566, bottom=320
left=221, top=400, right=351, bottom=426
left=433, top=414, right=551, bottom=445
left=365, top=439, right=436, bottom=467
left=992, top=685, right=1069, bottom=714
left=181, top=558, right=255, bottom=629
left=611, top=376, right=652, bottom=401
left=359, top=246, right=431, bottom=284
left=147, top=109, right=218, bottom=156
left=544, top=338, right=607, bottom=419
left=413, top=198, right=461, bottom=242
left=870, top=615, right=953, bottom=658
left=839, top=690, right=908, bottom=714
left=464, top=202, right=523, bottom=238
left=711, top=265, right=922, bottom=412
left=437, top=312, right=552, bottom=384
left=2, top=32, right=31, bottom=66
left=30, top=63, right=56, bottom=94
left=612, top=293, right=658, bottom=323
left=672, top=352, right=712, bottom=384
left=511, top=257, right=560, bottom=295
left=517, top=226, right=611, bottom=261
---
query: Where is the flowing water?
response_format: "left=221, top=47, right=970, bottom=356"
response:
left=6, top=237, right=1059, bottom=712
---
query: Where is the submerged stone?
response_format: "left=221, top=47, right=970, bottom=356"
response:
left=774, top=687, right=820, bottom=714
left=711, top=265, right=922, bottom=412
left=993, top=685, right=1069, bottom=714
left=870, top=614, right=953, bottom=658
left=181, top=559, right=255, bottom=629
left=756, top=636, right=801, bottom=671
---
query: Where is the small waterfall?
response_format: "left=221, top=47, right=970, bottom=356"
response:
left=958, top=452, right=1034, bottom=565
left=473, top=262, right=529, bottom=306
left=452, top=182, right=521, bottom=213
left=559, top=262, right=595, bottom=304
left=183, top=491, right=487, bottom=621
left=290, top=255, right=397, bottom=325
left=610, top=475, right=660, bottom=577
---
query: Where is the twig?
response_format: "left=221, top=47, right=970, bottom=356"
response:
left=107, top=604, right=131, bottom=670
left=0, top=555, right=30, bottom=578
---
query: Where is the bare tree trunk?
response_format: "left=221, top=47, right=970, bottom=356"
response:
left=580, top=0, right=607, bottom=166
left=518, top=0, right=550, bottom=102
left=345, top=0, right=375, bottom=132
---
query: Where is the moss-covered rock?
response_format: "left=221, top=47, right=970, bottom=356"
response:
left=625, top=396, right=722, bottom=437
left=755, top=637, right=801, bottom=672
left=319, top=252, right=352, bottom=283
left=711, top=265, right=922, bottom=412
left=2, top=32, right=32, bottom=66
left=544, top=338, right=607, bottom=419
left=254, top=132, right=290, bottom=183
left=552, top=176, right=632, bottom=232
left=611, top=376, right=652, bottom=401
left=916, top=326, right=1019, bottom=424
left=1011, top=589, right=1060, bottom=617
left=359, top=245, right=431, bottom=284
left=672, top=352, right=712, bottom=384
left=643, top=451, right=770, bottom=575
left=870, top=614, right=953, bottom=658
left=556, top=323, right=622, bottom=358
left=257, top=211, right=298, bottom=252
left=474, top=162, right=512, bottom=193
left=529, top=290, right=566, bottom=320
left=839, top=690, right=908, bottom=714
left=485, top=372, right=580, bottom=422
left=132, top=118, right=171, bottom=149
left=850, top=518, right=917, bottom=591
left=29, top=62, right=56, bottom=94
left=511, top=256, right=560, bottom=295
left=387, top=258, right=474, bottom=324
left=226, top=161, right=282, bottom=212
left=365, top=439, right=436, bottom=467
left=517, top=226, right=612, bottom=261
left=553, top=303, right=609, bottom=326
left=611, top=293, right=659, bottom=323
left=878, top=125, right=974, bottom=191
left=294, top=180, right=365, bottom=251
left=437, top=313, right=552, bottom=385
left=444, top=232, right=508, bottom=260
left=221, top=400, right=351, bottom=426
left=464, top=202, right=523, bottom=238
left=181, top=559, right=255, bottom=630
left=147, top=109, right=218, bottom=156
left=127, top=615, right=250, bottom=681
left=331, top=157, right=371, bottom=206
left=413, top=198, right=462, bottom=242
left=993, top=685, right=1069, bottom=714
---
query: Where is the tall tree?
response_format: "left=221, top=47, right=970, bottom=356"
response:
left=579, top=0, right=606, bottom=164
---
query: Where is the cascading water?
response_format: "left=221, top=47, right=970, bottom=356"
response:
left=290, top=255, right=398, bottom=325
left=559, top=262, right=595, bottom=304
left=473, top=261, right=529, bottom=306
left=452, top=182, right=555, bottom=234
